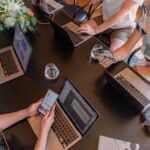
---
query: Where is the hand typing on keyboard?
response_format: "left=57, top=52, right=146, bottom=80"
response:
left=90, top=44, right=117, bottom=68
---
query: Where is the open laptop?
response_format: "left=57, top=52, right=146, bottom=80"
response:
left=0, top=24, right=32, bottom=84
left=106, top=67, right=150, bottom=112
left=35, top=0, right=63, bottom=14
left=48, top=18, right=92, bottom=47
left=28, top=78, right=99, bottom=150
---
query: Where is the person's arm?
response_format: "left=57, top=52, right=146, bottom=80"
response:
left=113, top=28, right=142, bottom=61
left=78, top=0, right=140, bottom=35
left=95, top=0, right=140, bottom=33
left=0, top=100, right=42, bottom=132
left=34, top=105, right=55, bottom=150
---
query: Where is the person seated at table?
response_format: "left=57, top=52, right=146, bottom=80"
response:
left=0, top=100, right=55, bottom=150
left=78, top=0, right=144, bottom=51
left=113, top=0, right=150, bottom=75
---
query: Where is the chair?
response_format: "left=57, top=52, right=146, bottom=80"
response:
left=55, top=0, right=102, bottom=24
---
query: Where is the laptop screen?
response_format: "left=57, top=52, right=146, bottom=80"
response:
left=13, top=25, right=32, bottom=71
left=59, top=78, right=99, bottom=135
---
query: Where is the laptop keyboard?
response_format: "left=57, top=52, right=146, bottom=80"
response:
left=63, top=27, right=83, bottom=45
left=115, top=75, right=149, bottom=106
left=52, top=105, right=79, bottom=148
left=0, top=50, right=19, bottom=76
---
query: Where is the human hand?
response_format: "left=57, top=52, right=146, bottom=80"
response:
left=91, top=44, right=117, bottom=68
left=112, top=48, right=125, bottom=62
left=40, top=105, right=55, bottom=134
left=133, top=65, right=150, bottom=75
left=26, top=99, right=42, bottom=117
left=78, top=24, right=96, bottom=35
left=80, top=20, right=97, bottom=29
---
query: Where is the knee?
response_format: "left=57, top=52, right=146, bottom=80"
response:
left=110, top=38, right=126, bottom=51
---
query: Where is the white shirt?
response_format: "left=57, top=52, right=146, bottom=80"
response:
left=102, top=0, right=144, bottom=29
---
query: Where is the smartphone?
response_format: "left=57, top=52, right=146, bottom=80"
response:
left=0, top=133, right=9, bottom=150
left=100, top=49, right=116, bottom=60
left=39, top=89, right=58, bottom=115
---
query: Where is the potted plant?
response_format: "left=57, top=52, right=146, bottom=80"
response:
left=0, top=0, right=37, bottom=32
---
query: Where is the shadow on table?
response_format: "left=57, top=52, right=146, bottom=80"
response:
left=7, top=134, right=34, bottom=150
left=53, top=34, right=75, bottom=58
left=94, top=73, right=139, bottom=118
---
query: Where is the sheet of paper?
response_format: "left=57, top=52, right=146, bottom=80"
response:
left=97, top=136, right=140, bottom=150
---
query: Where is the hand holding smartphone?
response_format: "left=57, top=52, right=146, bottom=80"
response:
left=39, top=89, right=58, bottom=115
left=91, top=44, right=117, bottom=68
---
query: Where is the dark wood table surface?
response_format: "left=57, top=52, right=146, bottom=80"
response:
left=0, top=4, right=150, bottom=150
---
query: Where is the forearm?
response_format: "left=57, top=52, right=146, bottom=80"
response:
left=124, top=29, right=142, bottom=51
left=0, top=109, right=28, bottom=131
left=113, top=29, right=141, bottom=61
left=34, top=129, right=48, bottom=150
left=95, top=13, right=123, bottom=34
left=95, top=0, right=139, bottom=34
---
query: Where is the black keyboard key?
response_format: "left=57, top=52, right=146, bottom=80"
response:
left=52, top=105, right=79, bottom=147
left=0, top=51, right=19, bottom=77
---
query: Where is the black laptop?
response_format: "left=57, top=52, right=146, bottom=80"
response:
left=48, top=18, right=92, bottom=47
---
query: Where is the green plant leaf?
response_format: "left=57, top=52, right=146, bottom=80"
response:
left=31, top=16, right=37, bottom=26
left=0, top=23, right=4, bottom=31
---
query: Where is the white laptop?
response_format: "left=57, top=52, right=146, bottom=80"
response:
left=97, top=136, right=140, bottom=150
left=28, top=78, right=99, bottom=150
left=38, top=0, right=64, bottom=14
left=106, top=67, right=150, bottom=112
left=0, top=24, right=32, bottom=85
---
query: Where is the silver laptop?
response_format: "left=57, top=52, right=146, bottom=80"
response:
left=49, top=18, right=92, bottom=47
left=40, top=0, right=63, bottom=14
left=0, top=24, right=32, bottom=84
left=28, top=78, right=99, bottom=150
left=106, top=67, right=150, bottom=112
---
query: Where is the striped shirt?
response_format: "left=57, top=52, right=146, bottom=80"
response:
left=136, top=14, right=150, bottom=61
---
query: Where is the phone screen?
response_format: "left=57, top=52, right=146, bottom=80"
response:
left=39, top=89, right=58, bottom=115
